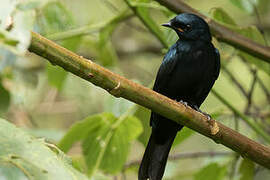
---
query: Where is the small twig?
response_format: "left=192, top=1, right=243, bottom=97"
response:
left=168, top=151, right=233, bottom=160
left=123, top=151, right=233, bottom=170
left=222, top=66, right=248, bottom=98
left=245, top=69, right=257, bottom=114
left=101, top=0, right=119, bottom=13
left=47, top=10, right=133, bottom=41
left=257, top=77, right=270, bottom=102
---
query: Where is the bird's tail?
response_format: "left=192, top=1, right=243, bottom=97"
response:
left=138, top=129, right=178, bottom=180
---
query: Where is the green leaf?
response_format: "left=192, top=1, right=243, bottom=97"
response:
left=239, top=159, right=254, bottom=180
left=134, top=105, right=151, bottom=146
left=37, top=1, right=81, bottom=51
left=194, top=163, right=227, bottom=180
left=104, top=95, right=134, bottom=117
left=0, top=118, right=89, bottom=180
left=38, top=2, right=73, bottom=34
left=0, top=80, right=10, bottom=114
left=46, top=63, right=68, bottom=90
left=59, top=113, right=143, bottom=175
left=98, top=116, right=142, bottom=173
left=82, top=113, right=142, bottom=174
left=210, top=8, right=236, bottom=25
left=0, top=162, right=28, bottom=180
left=97, top=10, right=130, bottom=66
left=98, top=42, right=119, bottom=67
left=229, top=0, right=258, bottom=13
left=58, top=114, right=103, bottom=153
left=172, top=127, right=194, bottom=147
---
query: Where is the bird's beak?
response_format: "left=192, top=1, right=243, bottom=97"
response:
left=162, top=22, right=172, bottom=28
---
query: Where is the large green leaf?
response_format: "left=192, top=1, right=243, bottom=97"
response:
left=0, top=119, right=88, bottom=180
left=194, top=163, right=227, bottom=180
left=58, top=114, right=103, bottom=153
left=58, top=113, right=143, bottom=175
left=0, top=162, right=28, bottom=180
left=239, top=158, right=254, bottom=180
left=83, top=114, right=142, bottom=174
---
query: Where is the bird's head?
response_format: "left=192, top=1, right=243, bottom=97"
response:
left=162, top=13, right=211, bottom=42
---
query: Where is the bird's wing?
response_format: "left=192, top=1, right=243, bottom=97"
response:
left=194, top=47, right=221, bottom=106
left=153, top=45, right=180, bottom=94
left=214, top=48, right=221, bottom=80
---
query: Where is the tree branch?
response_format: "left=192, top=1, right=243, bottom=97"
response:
left=29, top=31, right=270, bottom=169
left=154, top=0, right=270, bottom=63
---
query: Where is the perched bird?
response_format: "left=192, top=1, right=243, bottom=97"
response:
left=138, top=13, right=220, bottom=180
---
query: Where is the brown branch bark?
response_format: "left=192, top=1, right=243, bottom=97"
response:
left=154, top=0, right=270, bottom=63
left=28, top=31, right=270, bottom=169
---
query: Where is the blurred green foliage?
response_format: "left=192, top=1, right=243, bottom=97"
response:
left=0, top=118, right=88, bottom=179
left=0, top=0, right=270, bottom=179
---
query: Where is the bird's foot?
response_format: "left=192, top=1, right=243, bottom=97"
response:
left=192, top=105, right=211, bottom=121
left=179, top=100, right=188, bottom=107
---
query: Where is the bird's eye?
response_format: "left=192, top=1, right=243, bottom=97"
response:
left=185, top=24, right=191, bottom=31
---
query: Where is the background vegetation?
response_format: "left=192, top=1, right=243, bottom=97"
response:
left=0, top=0, right=270, bottom=179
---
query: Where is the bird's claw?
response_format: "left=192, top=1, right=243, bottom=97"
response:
left=179, top=100, right=188, bottom=107
left=204, top=113, right=211, bottom=121
left=192, top=105, right=211, bottom=121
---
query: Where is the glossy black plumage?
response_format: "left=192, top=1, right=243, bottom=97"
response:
left=138, top=13, right=220, bottom=180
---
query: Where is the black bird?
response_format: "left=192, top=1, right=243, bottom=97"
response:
left=138, top=13, right=220, bottom=180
